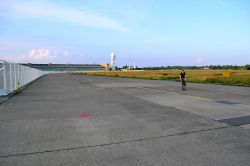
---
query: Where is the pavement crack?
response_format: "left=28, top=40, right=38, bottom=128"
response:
left=0, top=125, right=233, bottom=158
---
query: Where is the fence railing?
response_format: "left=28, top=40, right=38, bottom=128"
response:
left=0, top=60, right=48, bottom=96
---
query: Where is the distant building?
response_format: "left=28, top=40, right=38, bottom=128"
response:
left=22, top=63, right=105, bottom=72
left=101, top=64, right=110, bottom=71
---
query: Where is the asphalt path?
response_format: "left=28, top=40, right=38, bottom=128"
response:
left=0, top=74, right=250, bottom=166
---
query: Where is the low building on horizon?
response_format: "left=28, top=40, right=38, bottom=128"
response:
left=22, top=63, right=107, bottom=72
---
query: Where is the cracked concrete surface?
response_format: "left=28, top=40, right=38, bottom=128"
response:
left=0, top=74, right=250, bottom=166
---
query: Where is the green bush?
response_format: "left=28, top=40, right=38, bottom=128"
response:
left=245, top=64, right=250, bottom=70
left=14, top=88, right=23, bottom=95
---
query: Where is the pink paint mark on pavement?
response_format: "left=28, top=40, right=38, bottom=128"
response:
left=79, top=114, right=91, bottom=118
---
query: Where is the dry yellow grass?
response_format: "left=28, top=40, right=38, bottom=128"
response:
left=81, top=70, right=250, bottom=87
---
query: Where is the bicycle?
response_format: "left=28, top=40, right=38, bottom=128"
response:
left=181, top=78, right=187, bottom=91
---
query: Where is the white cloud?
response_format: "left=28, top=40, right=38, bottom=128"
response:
left=28, top=48, right=56, bottom=60
left=2, top=48, right=56, bottom=63
left=63, top=50, right=72, bottom=59
left=4, top=1, right=128, bottom=33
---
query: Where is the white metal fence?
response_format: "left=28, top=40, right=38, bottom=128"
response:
left=0, top=60, right=48, bottom=96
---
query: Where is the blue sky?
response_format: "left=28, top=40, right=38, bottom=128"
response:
left=0, top=0, right=249, bottom=66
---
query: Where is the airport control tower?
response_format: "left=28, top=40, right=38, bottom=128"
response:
left=110, top=52, right=116, bottom=70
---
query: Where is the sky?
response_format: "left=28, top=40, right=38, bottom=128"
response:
left=0, top=0, right=250, bottom=67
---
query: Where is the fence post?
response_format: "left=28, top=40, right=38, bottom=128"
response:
left=9, top=63, right=13, bottom=92
left=14, top=63, right=17, bottom=90
left=20, top=65, right=22, bottom=86
left=21, top=65, right=24, bottom=86
left=17, top=64, right=20, bottom=88
left=3, top=61, right=7, bottom=91
left=24, top=66, right=26, bottom=85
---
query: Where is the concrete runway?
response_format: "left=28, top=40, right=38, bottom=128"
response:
left=0, top=74, right=250, bottom=166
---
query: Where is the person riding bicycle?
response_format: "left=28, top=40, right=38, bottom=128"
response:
left=180, top=69, right=187, bottom=91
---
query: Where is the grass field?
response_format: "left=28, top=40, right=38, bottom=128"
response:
left=81, top=70, right=250, bottom=87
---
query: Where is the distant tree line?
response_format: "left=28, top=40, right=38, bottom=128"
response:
left=246, top=64, right=250, bottom=70
left=122, top=64, right=250, bottom=70
left=137, top=66, right=199, bottom=70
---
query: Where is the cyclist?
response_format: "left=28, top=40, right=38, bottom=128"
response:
left=180, top=69, right=187, bottom=91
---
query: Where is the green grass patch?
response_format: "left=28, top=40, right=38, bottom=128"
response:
left=14, top=87, right=23, bottom=95
left=82, top=70, right=250, bottom=87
